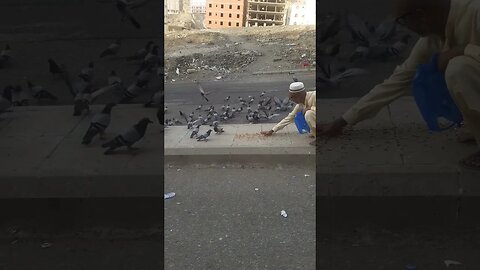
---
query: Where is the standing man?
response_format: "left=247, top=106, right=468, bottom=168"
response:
left=319, top=0, right=480, bottom=169
left=262, top=82, right=316, bottom=145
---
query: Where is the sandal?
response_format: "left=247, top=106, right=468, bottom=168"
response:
left=459, top=151, right=480, bottom=170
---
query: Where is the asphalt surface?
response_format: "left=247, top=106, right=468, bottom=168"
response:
left=164, top=165, right=316, bottom=270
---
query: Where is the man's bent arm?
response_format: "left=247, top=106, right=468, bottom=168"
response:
left=342, top=37, right=441, bottom=125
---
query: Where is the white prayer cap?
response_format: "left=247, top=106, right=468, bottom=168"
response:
left=289, top=82, right=305, bottom=93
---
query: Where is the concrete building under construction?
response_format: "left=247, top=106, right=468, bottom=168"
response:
left=246, top=0, right=286, bottom=27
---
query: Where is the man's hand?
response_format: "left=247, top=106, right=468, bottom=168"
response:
left=261, top=130, right=274, bottom=136
left=318, top=117, right=347, bottom=138
left=437, top=46, right=466, bottom=72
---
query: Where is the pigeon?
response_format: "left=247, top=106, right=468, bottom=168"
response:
left=116, top=0, right=141, bottom=29
left=195, top=105, right=202, bottom=111
left=100, top=39, right=121, bottom=58
left=386, top=34, right=411, bottom=57
left=259, top=91, right=266, bottom=97
left=144, top=90, right=163, bottom=107
left=102, top=117, right=153, bottom=154
left=73, top=92, right=92, bottom=116
left=0, top=86, right=13, bottom=114
left=0, top=44, right=11, bottom=68
left=135, top=45, right=159, bottom=75
left=196, top=129, right=212, bottom=141
left=179, top=110, right=189, bottom=123
left=82, top=103, right=116, bottom=145
left=318, top=62, right=368, bottom=88
left=48, top=58, right=64, bottom=77
left=11, top=85, right=30, bottom=106
left=214, top=126, right=224, bottom=134
left=127, top=41, right=154, bottom=61
left=108, top=70, right=123, bottom=86
left=119, top=80, right=148, bottom=103
left=196, top=82, right=210, bottom=102
left=190, top=125, right=200, bottom=138
left=273, top=96, right=291, bottom=111
left=79, top=61, right=94, bottom=82
left=318, top=14, right=341, bottom=43
left=26, top=80, right=58, bottom=101
left=136, top=66, right=154, bottom=85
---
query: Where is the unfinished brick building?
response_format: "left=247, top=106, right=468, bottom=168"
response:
left=204, top=0, right=247, bottom=28
left=246, top=0, right=286, bottom=27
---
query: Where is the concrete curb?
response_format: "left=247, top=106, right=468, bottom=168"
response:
left=252, top=68, right=316, bottom=75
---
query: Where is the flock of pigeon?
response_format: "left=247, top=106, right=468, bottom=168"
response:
left=316, top=11, right=413, bottom=88
left=0, top=0, right=161, bottom=155
left=164, top=79, right=302, bottom=142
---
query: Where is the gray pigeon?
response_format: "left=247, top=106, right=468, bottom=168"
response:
left=190, top=125, right=201, bottom=138
left=100, top=39, right=121, bottom=58
left=196, top=129, right=212, bottom=141
left=102, top=117, right=153, bottom=154
left=127, top=41, right=154, bottom=61
left=82, top=103, right=116, bottom=144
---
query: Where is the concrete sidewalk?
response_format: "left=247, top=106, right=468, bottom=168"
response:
left=317, top=97, right=480, bottom=196
left=0, top=105, right=161, bottom=198
left=164, top=123, right=315, bottom=163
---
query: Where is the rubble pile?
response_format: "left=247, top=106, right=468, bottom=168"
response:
left=166, top=49, right=263, bottom=76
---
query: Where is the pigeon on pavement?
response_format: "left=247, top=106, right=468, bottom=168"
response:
left=102, top=117, right=153, bottom=154
left=82, top=103, right=116, bottom=145
left=196, top=129, right=212, bottom=141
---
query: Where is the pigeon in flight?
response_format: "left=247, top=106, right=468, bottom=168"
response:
left=102, top=117, right=153, bottom=154
left=273, top=96, right=291, bottom=111
left=196, top=129, right=212, bottom=142
left=127, top=41, right=154, bottom=61
left=82, top=103, right=116, bottom=145
left=197, top=82, right=210, bottom=102
left=0, top=44, right=12, bottom=69
left=318, top=13, right=341, bottom=43
left=100, top=39, right=121, bottom=58
left=116, top=0, right=142, bottom=29
left=48, top=58, right=64, bottom=78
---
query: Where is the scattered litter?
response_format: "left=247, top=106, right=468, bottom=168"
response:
left=304, top=174, right=310, bottom=177
left=280, top=210, right=288, bottom=218
left=254, top=188, right=259, bottom=191
left=186, top=68, right=196, bottom=74
left=301, top=53, right=307, bottom=58
left=176, top=168, right=181, bottom=172
left=219, top=237, right=223, bottom=241
left=216, top=76, right=222, bottom=80
left=41, top=242, right=52, bottom=249
left=164, top=192, right=176, bottom=199
left=444, top=260, right=462, bottom=267
left=175, top=67, right=180, bottom=75
left=171, top=79, right=176, bottom=82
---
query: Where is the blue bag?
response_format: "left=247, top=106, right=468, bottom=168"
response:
left=411, top=53, right=463, bottom=132
left=294, top=111, right=310, bottom=134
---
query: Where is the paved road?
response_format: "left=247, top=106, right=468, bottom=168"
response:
left=164, top=165, right=316, bottom=270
